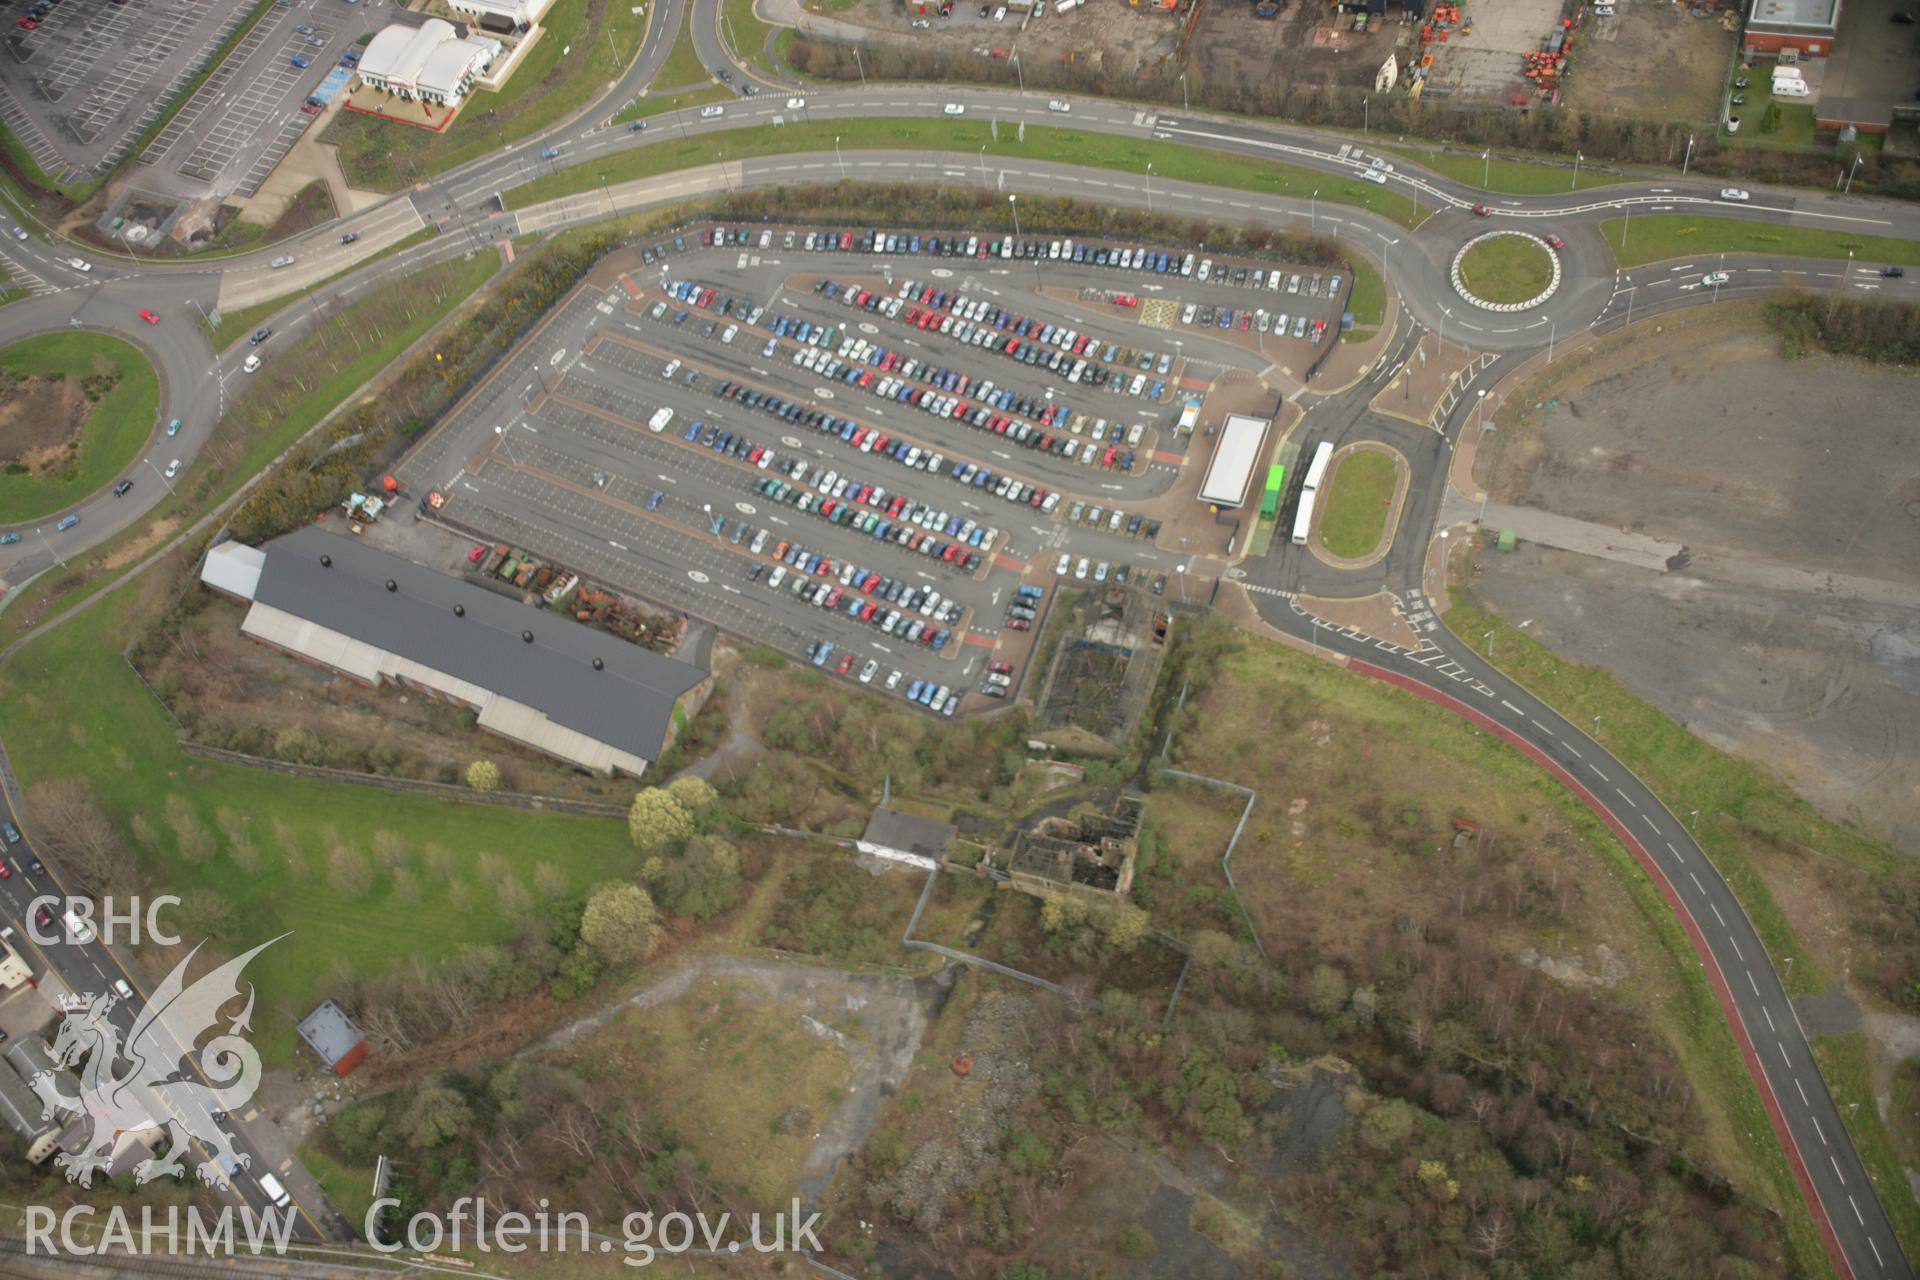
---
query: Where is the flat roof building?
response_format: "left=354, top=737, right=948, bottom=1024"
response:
left=200, top=528, right=708, bottom=778
left=1196, top=414, right=1273, bottom=509
left=298, top=1001, right=370, bottom=1076
left=856, top=808, right=956, bottom=869
left=1744, top=0, right=1841, bottom=55
left=445, top=0, right=556, bottom=26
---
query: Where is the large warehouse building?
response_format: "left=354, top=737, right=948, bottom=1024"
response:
left=1196, top=413, right=1274, bottom=509
left=200, top=529, right=708, bottom=778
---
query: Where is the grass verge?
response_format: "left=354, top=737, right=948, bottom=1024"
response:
left=614, top=83, right=733, bottom=125
left=506, top=119, right=1426, bottom=229
left=0, top=580, right=636, bottom=1066
left=200, top=225, right=442, bottom=350
left=1457, top=234, right=1553, bottom=304
left=1373, top=142, right=1633, bottom=196
left=0, top=333, right=160, bottom=524
left=722, top=0, right=779, bottom=80
left=1808, top=1032, right=1920, bottom=1262
left=1314, top=449, right=1395, bottom=557
left=1601, top=215, right=1920, bottom=270
left=1442, top=592, right=1913, bottom=996
left=1344, top=255, right=1385, bottom=336
left=1, top=253, right=497, bottom=647
left=322, top=0, right=647, bottom=191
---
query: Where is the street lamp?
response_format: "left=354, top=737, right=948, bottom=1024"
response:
left=1011, top=45, right=1025, bottom=94
left=1008, top=192, right=1022, bottom=239
left=1843, top=150, right=1863, bottom=195
left=1146, top=163, right=1154, bottom=214
left=977, top=145, right=989, bottom=187
left=599, top=173, right=613, bottom=216
left=1546, top=315, right=1556, bottom=363
left=835, top=135, right=846, bottom=182
left=1682, top=132, right=1695, bottom=177
left=717, top=151, right=733, bottom=193
left=1180, top=73, right=1188, bottom=111
left=1310, top=188, right=1318, bottom=236
left=143, top=457, right=177, bottom=497
left=1571, top=151, right=1583, bottom=190
left=1482, top=149, right=1491, bottom=189
left=1623, top=283, right=1637, bottom=328
left=1362, top=96, right=1369, bottom=133
left=34, top=527, right=68, bottom=571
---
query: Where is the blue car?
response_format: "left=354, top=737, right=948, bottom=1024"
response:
left=56, top=514, right=79, bottom=531
left=907, top=680, right=926, bottom=702
left=813, top=643, right=834, bottom=667
left=541, top=146, right=561, bottom=159
left=684, top=420, right=702, bottom=441
left=646, top=491, right=663, bottom=510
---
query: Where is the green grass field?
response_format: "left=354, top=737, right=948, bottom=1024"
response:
left=506, top=118, right=1427, bottom=229
left=324, top=0, right=648, bottom=191
left=0, top=583, right=638, bottom=1066
left=1723, top=59, right=1818, bottom=150
left=1457, top=234, right=1553, bottom=304
left=1602, top=215, right=1920, bottom=270
left=1373, top=143, right=1632, bottom=196
left=1315, top=449, right=1395, bottom=557
left=0, top=333, right=160, bottom=524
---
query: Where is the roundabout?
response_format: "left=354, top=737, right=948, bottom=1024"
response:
left=1451, top=231, right=1561, bottom=312
left=0, top=332, right=160, bottom=525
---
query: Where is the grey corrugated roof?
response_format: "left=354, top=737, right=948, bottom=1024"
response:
left=254, top=528, right=705, bottom=762
left=861, top=808, right=956, bottom=859
left=1749, top=0, right=1838, bottom=28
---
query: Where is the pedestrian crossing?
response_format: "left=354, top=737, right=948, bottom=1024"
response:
left=0, top=245, right=56, bottom=297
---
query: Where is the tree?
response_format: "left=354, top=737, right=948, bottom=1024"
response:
left=405, top=1084, right=473, bottom=1149
left=328, top=845, right=374, bottom=896
left=580, top=883, right=663, bottom=967
left=653, top=836, right=741, bottom=920
left=164, top=794, right=216, bottom=865
left=466, top=759, right=503, bottom=792
left=25, top=779, right=137, bottom=896
left=1104, top=902, right=1149, bottom=953
left=664, top=774, right=717, bottom=814
left=1760, top=101, right=1783, bottom=133
left=1358, top=1097, right=1417, bottom=1152
left=626, top=788, right=693, bottom=856
left=1305, top=963, right=1348, bottom=1019
left=533, top=861, right=568, bottom=900
left=176, top=888, right=234, bottom=940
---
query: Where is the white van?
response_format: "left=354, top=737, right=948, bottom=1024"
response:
left=63, top=909, right=95, bottom=944
left=258, top=1172, right=292, bottom=1208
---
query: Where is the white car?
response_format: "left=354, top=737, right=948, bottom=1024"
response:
left=858, top=659, right=878, bottom=684
left=1362, top=170, right=1387, bottom=185
left=270, top=255, right=295, bottom=268
left=1048, top=99, right=1070, bottom=113
left=993, top=5, right=1006, bottom=17
left=885, top=669, right=904, bottom=691
left=1702, top=271, right=1730, bottom=286
left=1056, top=552, right=1072, bottom=576
left=1369, top=157, right=1393, bottom=173
left=787, top=97, right=806, bottom=109
left=700, top=105, right=724, bottom=119
left=163, top=458, right=182, bottom=479
left=242, top=353, right=262, bottom=373
left=943, top=103, right=966, bottom=116
left=1719, top=188, right=1750, bottom=201
left=1074, top=557, right=1089, bottom=580
left=67, top=257, right=92, bottom=272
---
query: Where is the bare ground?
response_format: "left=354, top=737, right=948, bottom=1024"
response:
left=1563, top=0, right=1736, bottom=125
left=1472, top=318, right=1920, bottom=846
left=0, top=374, right=87, bottom=472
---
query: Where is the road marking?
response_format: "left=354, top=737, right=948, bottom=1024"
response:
left=1747, top=970, right=1760, bottom=996
left=1564, top=744, right=1582, bottom=758
left=1851, top=1196, right=1864, bottom=1225
left=1711, top=903, right=1726, bottom=926
left=1763, top=1005, right=1775, bottom=1032
left=1812, top=1113, right=1825, bottom=1141
left=1830, top=1154, right=1846, bottom=1185
left=1728, top=936, right=1743, bottom=962
left=1617, top=789, right=1637, bottom=807
left=1590, top=765, right=1609, bottom=782
left=1778, top=1042, right=1792, bottom=1070
left=1531, top=718, right=1551, bottom=733
left=1689, top=872, right=1706, bottom=893
left=1500, top=699, right=1521, bottom=714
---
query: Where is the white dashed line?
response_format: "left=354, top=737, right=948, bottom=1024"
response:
left=1711, top=903, right=1726, bottom=926
left=1747, top=970, right=1761, bottom=996
left=1591, top=766, right=1609, bottom=783
left=1830, top=1154, right=1846, bottom=1185
left=1763, top=1006, right=1776, bottom=1032
left=1729, top=936, right=1744, bottom=962
left=1689, top=872, right=1706, bottom=893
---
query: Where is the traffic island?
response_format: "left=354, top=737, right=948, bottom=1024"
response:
left=1304, top=442, right=1410, bottom=571
left=1451, top=231, right=1561, bottom=312
left=0, top=333, right=161, bottom=525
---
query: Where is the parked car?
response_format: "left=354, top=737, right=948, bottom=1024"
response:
left=1719, top=188, right=1750, bottom=201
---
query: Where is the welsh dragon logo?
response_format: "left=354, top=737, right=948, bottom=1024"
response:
left=28, top=937, right=282, bottom=1190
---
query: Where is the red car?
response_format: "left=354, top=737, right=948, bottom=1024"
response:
left=1006, top=617, right=1031, bottom=631
left=138, top=308, right=160, bottom=324
left=1544, top=233, right=1566, bottom=249
left=989, top=661, right=1013, bottom=675
left=837, top=652, right=856, bottom=675
left=1111, top=294, right=1137, bottom=308
left=468, top=545, right=486, bottom=562
left=16, top=17, right=37, bottom=29
left=1237, top=312, right=1253, bottom=331
left=1470, top=204, right=1493, bottom=217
